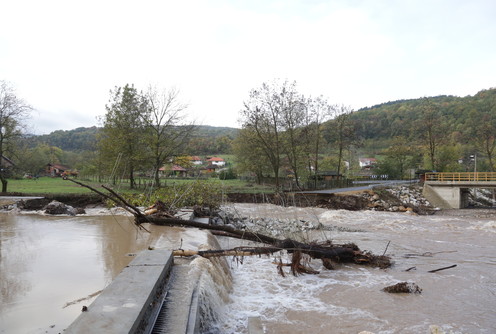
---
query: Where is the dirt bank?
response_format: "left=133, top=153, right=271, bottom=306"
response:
left=3, top=185, right=434, bottom=215
left=1, top=193, right=104, bottom=210
left=226, top=185, right=435, bottom=214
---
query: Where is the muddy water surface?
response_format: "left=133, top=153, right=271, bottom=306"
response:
left=0, top=212, right=188, bottom=334
left=1, top=206, right=496, bottom=334
left=215, top=205, right=496, bottom=334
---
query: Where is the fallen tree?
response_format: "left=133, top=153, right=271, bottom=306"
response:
left=68, top=179, right=392, bottom=274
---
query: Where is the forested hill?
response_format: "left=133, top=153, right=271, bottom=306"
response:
left=24, top=87, right=496, bottom=153
left=26, top=126, right=100, bottom=151
left=25, top=125, right=239, bottom=153
left=350, top=88, right=496, bottom=142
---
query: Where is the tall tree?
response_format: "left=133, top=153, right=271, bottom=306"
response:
left=467, top=101, right=496, bottom=172
left=302, top=96, right=333, bottom=188
left=144, top=86, right=194, bottom=187
left=376, top=136, right=417, bottom=179
left=0, top=81, right=32, bottom=192
left=414, top=98, right=447, bottom=170
left=239, top=80, right=301, bottom=191
left=325, top=105, right=359, bottom=176
left=99, top=84, right=148, bottom=189
left=279, top=84, right=306, bottom=188
left=232, top=127, right=272, bottom=184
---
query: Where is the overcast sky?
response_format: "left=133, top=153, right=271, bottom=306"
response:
left=1, top=0, right=495, bottom=135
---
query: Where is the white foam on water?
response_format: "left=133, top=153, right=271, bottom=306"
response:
left=467, top=220, right=496, bottom=232
left=210, top=205, right=496, bottom=333
left=212, top=255, right=395, bottom=334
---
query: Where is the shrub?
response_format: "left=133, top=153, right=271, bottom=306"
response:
left=114, top=180, right=224, bottom=212
left=218, top=168, right=237, bottom=180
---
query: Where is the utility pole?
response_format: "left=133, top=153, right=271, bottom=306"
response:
left=470, top=154, right=477, bottom=201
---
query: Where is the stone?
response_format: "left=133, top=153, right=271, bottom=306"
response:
left=44, top=200, right=75, bottom=215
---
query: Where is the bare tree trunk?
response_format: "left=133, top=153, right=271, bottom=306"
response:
left=0, top=177, right=7, bottom=193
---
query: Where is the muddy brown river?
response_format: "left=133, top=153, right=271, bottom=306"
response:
left=1, top=205, right=495, bottom=333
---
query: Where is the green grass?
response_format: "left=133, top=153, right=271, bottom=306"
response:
left=5, top=177, right=97, bottom=194
left=5, top=176, right=274, bottom=195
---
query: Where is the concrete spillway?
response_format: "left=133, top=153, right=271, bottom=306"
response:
left=66, top=225, right=233, bottom=334
left=66, top=249, right=175, bottom=333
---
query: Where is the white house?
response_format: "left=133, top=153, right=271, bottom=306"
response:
left=189, top=156, right=203, bottom=165
left=206, top=157, right=226, bottom=166
left=359, top=158, right=377, bottom=169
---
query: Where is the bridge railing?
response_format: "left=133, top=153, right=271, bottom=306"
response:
left=425, top=172, right=496, bottom=182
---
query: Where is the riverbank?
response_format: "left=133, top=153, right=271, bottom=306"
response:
left=1, top=184, right=436, bottom=215
left=226, top=184, right=435, bottom=214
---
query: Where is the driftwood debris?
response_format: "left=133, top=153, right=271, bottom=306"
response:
left=140, top=215, right=391, bottom=270
left=68, top=180, right=392, bottom=274
left=428, top=264, right=457, bottom=273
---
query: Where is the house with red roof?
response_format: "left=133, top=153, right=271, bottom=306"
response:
left=46, top=163, right=70, bottom=177
left=189, top=156, right=203, bottom=165
left=359, top=158, right=377, bottom=169
left=159, top=164, right=188, bottom=177
left=206, top=157, right=226, bottom=167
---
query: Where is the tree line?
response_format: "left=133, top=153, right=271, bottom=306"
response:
left=353, top=88, right=496, bottom=176
left=2, top=78, right=496, bottom=193
left=234, top=79, right=359, bottom=190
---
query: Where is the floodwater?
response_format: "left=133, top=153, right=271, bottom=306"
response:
left=0, top=210, right=193, bottom=334
left=1, top=206, right=495, bottom=334
left=213, top=204, right=496, bottom=334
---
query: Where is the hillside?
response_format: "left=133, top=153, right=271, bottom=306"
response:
left=24, top=125, right=239, bottom=154
left=349, top=88, right=496, bottom=144
left=22, top=87, right=496, bottom=155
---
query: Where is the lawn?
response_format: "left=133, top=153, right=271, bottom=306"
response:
left=5, top=176, right=274, bottom=195
left=5, top=177, right=98, bottom=194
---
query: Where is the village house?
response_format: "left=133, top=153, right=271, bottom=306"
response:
left=46, top=163, right=70, bottom=177
left=314, top=171, right=343, bottom=181
left=206, top=157, right=226, bottom=167
left=201, top=164, right=220, bottom=174
left=359, top=158, right=377, bottom=169
left=159, top=165, right=188, bottom=177
left=189, top=156, right=203, bottom=165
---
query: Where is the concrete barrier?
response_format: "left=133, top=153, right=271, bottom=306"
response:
left=66, top=249, right=173, bottom=334
left=66, top=216, right=231, bottom=333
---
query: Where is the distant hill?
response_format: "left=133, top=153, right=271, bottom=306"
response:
left=24, top=126, right=100, bottom=151
left=349, top=88, right=496, bottom=142
left=24, top=125, right=239, bottom=153
left=22, top=87, right=496, bottom=155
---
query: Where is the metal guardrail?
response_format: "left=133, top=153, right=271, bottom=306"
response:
left=425, top=172, right=496, bottom=182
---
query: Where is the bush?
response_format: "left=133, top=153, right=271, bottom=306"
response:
left=115, top=180, right=224, bottom=212
left=218, top=168, right=237, bottom=180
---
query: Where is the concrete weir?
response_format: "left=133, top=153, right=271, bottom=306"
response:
left=66, top=249, right=175, bottom=333
left=66, top=221, right=232, bottom=334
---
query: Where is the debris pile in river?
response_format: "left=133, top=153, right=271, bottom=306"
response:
left=361, top=185, right=434, bottom=214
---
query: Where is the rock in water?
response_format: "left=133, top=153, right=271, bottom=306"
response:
left=382, top=282, right=422, bottom=294
left=44, top=200, right=75, bottom=215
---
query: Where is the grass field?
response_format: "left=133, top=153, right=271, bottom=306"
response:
left=5, top=177, right=98, bottom=194
left=5, top=176, right=274, bottom=195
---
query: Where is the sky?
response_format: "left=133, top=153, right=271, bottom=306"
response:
left=1, top=0, right=495, bottom=135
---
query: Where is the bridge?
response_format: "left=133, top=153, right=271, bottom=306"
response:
left=423, top=172, right=496, bottom=209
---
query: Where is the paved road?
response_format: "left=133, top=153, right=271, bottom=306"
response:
left=300, top=180, right=418, bottom=194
